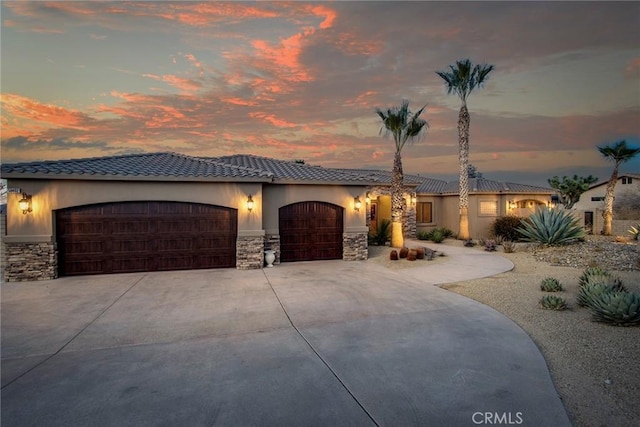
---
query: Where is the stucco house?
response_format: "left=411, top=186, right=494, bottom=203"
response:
left=1, top=153, right=373, bottom=281
left=572, top=173, right=640, bottom=234
left=1, top=152, right=556, bottom=281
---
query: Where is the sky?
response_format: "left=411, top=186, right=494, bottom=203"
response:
left=1, top=1, right=639, bottom=187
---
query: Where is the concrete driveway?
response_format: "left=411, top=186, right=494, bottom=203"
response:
left=1, top=245, right=571, bottom=426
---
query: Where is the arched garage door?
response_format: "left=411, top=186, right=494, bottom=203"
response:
left=56, top=201, right=237, bottom=276
left=279, top=201, right=343, bottom=262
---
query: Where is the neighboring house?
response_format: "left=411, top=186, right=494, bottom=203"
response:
left=1, top=152, right=556, bottom=281
left=572, top=173, right=640, bottom=234
left=1, top=153, right=374, bottom=281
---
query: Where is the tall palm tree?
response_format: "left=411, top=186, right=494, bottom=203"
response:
left=436, top=59, right=494, bottom=240
left=376, top=100, right=428, bottom=248
left=597, top=140, right=640, bottom=235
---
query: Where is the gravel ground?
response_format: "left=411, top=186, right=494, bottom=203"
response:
left=369, top=237, right=640, bottom=427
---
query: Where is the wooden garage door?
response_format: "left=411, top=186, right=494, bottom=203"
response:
left=279, top=202, right=343, bottom=262
left=56, top=201, right=237, bottom=276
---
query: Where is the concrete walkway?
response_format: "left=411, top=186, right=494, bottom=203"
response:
left=1, top=244, right=571, bottom=426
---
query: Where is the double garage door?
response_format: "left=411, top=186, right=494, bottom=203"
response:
left=56, top=201, right=237, bottom=276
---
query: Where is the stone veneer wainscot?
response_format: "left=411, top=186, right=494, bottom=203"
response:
left=4, top=242, right=58, bottom=282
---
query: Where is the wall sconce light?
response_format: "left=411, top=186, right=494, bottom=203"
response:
left=365, top=192, right=371, bottom=204
left=508, top=200, right=516, bottom=209
left=19, top=192, right=33, bottom=214
left=246, top=195, right=254, bottom=212
left=354, top=196, right=362, bottom=211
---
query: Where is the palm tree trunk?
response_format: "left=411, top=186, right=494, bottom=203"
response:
left=458, top=103, right=470, bottom=240
left=601, top=162, right=619, bottom=235
left=391, top=150, right=404, bottom=248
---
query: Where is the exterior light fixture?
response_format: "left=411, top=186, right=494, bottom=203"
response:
left=354, top=196, right=362, bottom=211
left=365, top=192, right=371, bottom=204
left=246, top=195, right=254, bottom=212
left=411, top=195, right=417, bottom=206
left=508, top=200, right=516, bottom=209
left=19, top=192, right=32, bottom=214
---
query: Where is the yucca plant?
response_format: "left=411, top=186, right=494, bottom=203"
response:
left=590, top=291, right=640, bottom=326
left=540, top=295, right=568, bottom=310
left=517, top=207, right=585, bottom=245
left=540, top=277, right=563, bottom=292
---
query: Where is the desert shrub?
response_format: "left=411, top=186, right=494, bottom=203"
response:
left=540, top=277, right=564, bottom=292
left=417, top=230, right=432, bottom=240
left=493, top=235, right=504, bottom=245
left=492, top=216, right=526, bottom=241
left=463, top=239, right=476, bottom=247
left=436, top=227, right=454, bottom=238
left=517, top=207, right=585, bottom=245
left=539, top=295, right=568, bottom=310
left=502, top=240, right=516, bottom=253
left=477, top=237, right=487, bottom=246
left=431, top=230, right=445, bottom=243
left=590, top=291, right=640, bottom=326
left=484, top=239, right=497, bottom=252
left=369, top=219, right=391, bottom=246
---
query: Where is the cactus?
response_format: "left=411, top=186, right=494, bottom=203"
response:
left=540, top=295, right=568, bottom=310
left=540, top=277, right=563, bottom=292
left=590, top=291, right=640, bottom=326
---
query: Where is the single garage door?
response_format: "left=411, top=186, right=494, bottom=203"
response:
left=279, top=201, right=343, bottom=262
left=56, top=201, right=237, bottom=276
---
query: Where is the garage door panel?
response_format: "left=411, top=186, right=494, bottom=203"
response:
left=57, top=201, right=237, bottom=276
left=279, top=202, right=343, bottom=262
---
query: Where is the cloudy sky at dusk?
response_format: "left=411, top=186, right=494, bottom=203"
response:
left=1, top=1, right=639, bottom=187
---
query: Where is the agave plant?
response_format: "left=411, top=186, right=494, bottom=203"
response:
left=629, top=224, right=640, bottom=241
left=540, top=295, right=568, bottom=310
left=577, top=283, right=611, bottom=308
left=517, top=207, right=585, bottom=245
left=590, top=291, right=640, bottom=326
left=540, top=277, right=563, bottom=292
left=578, top=266, right=609, bottom=287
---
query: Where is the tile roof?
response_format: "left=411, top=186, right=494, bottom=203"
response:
left=0, top=152, right=273, bottom=181
left=331, top=168, right=425, bottom=186
left=436, top=178, right=553, bottom=195
left=208, top=154, right=377, bottom=184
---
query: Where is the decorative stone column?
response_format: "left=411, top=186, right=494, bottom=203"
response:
left=235, top=233, right=265, bottom=270
left=343, top=231, right=368, bottom=261
left=4, top=242, right=58, bottom=282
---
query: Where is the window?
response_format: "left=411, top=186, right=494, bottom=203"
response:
left=416, top=202, right=432, bottom=223
left=591, top=196, right=605, bottom=202
left=622, top=177, right=633, bottom=184
left=479, top=200, right=498, bottom=216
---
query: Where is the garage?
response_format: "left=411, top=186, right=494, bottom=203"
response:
left=279, top=202, right=343, bottom=262
left=56, top=201, right=237, bottom=276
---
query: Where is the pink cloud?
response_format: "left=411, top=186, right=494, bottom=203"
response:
left=249, top=112, right=296, bottom=128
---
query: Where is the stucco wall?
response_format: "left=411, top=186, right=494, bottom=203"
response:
left=262, top=184, right=368, bottom=234
left=4, top=179, right=263, bottom=241
left=420, top=193, right=553, bottom=238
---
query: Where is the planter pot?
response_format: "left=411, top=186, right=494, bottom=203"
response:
left=264, top=250, right=276, bottom=268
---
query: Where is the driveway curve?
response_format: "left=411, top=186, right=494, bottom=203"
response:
left=1, top=244, right=571, bottom=426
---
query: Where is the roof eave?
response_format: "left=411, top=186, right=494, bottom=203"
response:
left=0, top=173, right=272, bottom=183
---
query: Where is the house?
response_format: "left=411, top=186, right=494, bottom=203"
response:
left=359, top=172, right=555, bottom=239
left=1, top=152, right=556, bottom=281
left=1, top=153, right=374, bottom=281
left=572, top=173, right=640, bottom=234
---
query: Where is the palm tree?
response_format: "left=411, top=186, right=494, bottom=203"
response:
left=597, top=140, right=640, bottom=235
left=376, top=100, right=428, bottom=248
left=436, top=59, right=494, bottom=240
